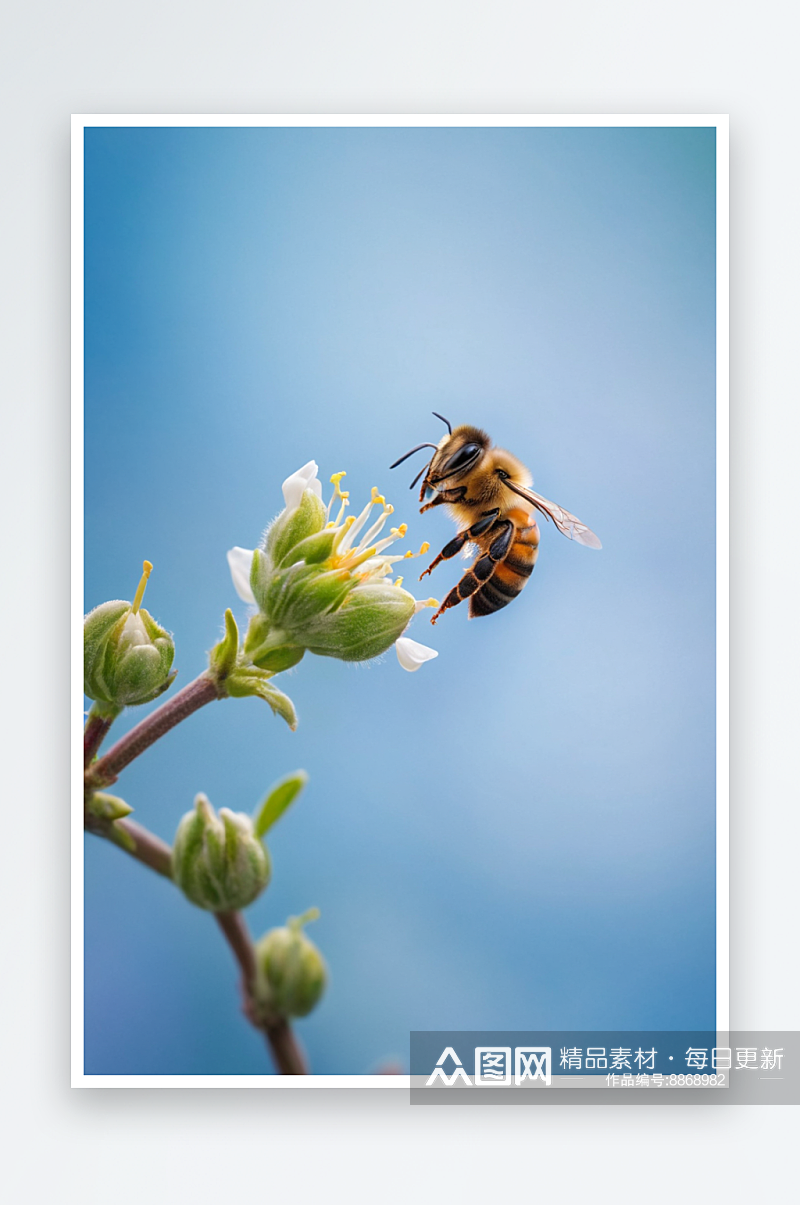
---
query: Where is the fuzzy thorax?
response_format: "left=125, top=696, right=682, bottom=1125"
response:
left=445, top=444, right=534, bottom=528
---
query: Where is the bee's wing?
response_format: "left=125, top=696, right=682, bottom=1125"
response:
left=504, top=479, right=602, bottom=549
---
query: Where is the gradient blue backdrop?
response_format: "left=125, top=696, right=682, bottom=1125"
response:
left=83, top=125, right=716, bottom=1074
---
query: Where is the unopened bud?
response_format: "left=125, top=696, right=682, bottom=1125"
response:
left=255, top=908, right=327, bottom=1019
left=84, top=562, right=176, bottom=710
left=172, top=794, right=271, bottom=912
left=302, top=583, right=415, bottom=661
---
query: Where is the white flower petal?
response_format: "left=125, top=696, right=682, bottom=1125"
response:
left=119, top=611, right=148, bottom=648
left=395, top=635, right=439, bottom=672
left=281, top=461, right=320, bottom=510
left=227, top=546, right=256, bottom=604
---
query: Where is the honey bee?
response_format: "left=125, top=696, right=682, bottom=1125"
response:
left=390, top=413, right=601, bottom=624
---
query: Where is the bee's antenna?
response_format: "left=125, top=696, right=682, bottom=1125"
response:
left=409, top=461, right=431, bottom=490
left=389, top=443, right=438, bottom=469
left=432, top=411, right=452, bottom=434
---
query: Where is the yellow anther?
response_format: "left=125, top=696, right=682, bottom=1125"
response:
left=370, top=487, right=385, bottom=506
left=424, top=597, right=438, bottom=608
left=394, top=576, right=404, bottom=588
left=132, top=560, right=153, bottom=614
left=343, top=515, right=355, bottom=530
left=390, top=523, right=408, bottom=539
left=325, top=521, right=336, bottom=529
left=404, top=550, right=414, bottom=558
left=330, top=471, right=349, bottom=500
left=419, top=542, right=430, bottom=555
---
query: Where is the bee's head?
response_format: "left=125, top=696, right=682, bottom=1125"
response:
left=429, top=424, right=490, bottom=484
left=389, top=414, right=490, bottom=490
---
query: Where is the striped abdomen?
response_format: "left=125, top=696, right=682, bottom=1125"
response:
left=469, top=516, right=540, bottom=617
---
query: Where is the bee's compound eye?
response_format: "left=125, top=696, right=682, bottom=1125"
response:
left=443, top=442, right=481, bottom=474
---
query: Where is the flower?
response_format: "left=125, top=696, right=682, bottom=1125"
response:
left=84, top=561, right=176, bottom=713
left=227, top=464, right=439, bottom=671
left=172, top=793, right=272, bottom=912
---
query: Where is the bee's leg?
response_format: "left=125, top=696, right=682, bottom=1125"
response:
left=418, top=474, right=461, bottom=506
left=419, top=493, right=449, bottom=514
left=419, top=484, right=474, bottom=513
left=419, top=509, right=500, bottom=579
left=429, top=519, right=513, bottom=624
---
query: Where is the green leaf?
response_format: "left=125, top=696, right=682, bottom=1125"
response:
left=254, top=770, right=309, bottom=837
left=254, top=680, right=298, bottom=730
left=88, top=791, right=133, bottom=822
left=208, top=608, right=240, bottom=681
left=226, top=667, right=298, bottom=731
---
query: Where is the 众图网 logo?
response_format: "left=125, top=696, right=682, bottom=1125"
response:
left=426, top=1046, right=552, bottom=1087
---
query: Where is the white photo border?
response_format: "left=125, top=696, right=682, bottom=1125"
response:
left=72, top=112, right=729, bottom=1088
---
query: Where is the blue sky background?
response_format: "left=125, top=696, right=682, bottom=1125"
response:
left=83, top=125, right=716, bottom=1075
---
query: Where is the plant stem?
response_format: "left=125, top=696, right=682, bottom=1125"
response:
left=262, top=1017, right=306, bottom=1074
left=263, top=1018, right=307, bottom=1076
left=215, top=911, right=308, bottom=1075
left=119, top=817, right=173, bottom=876
left=85, top=814, right=307, bottom=1074
left=86, top=674, right=221, bottom=789
left=84, top=710, right=115, bottom=768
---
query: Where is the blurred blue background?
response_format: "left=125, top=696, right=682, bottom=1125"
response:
left=83, top=125, right=716, bottom=1074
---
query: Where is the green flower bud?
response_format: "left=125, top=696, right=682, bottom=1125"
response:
left=303, top=582, right=416, bottom=661
left=255, top=908, right=327, bottom=1019
left=172, top=793, right=271, bottom=912
left=84, top=562, right=176, bottom=710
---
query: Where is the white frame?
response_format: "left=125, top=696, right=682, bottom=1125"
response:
left=72, top=113, right=729, bottom=1087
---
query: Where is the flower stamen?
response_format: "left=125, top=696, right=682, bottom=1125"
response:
left=327, top=472, right=350, bottom=524
left=332, top=515, right=356, bottom=552
left=132, top=560, right=153, bottom=614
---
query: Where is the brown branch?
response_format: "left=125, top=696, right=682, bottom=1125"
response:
left=85, top=814, right=307, bottom=1074
left=85, top=674, right=221, bottom=789
left=117, top=817, right=173, bottom=876
left=215, top=909, right=258, bottom=986
left=263, top=1018, right=307, bottom=1076
left=84, top=711, right=116, bottom=768
left=215, top=911, right=308, bottom=1075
